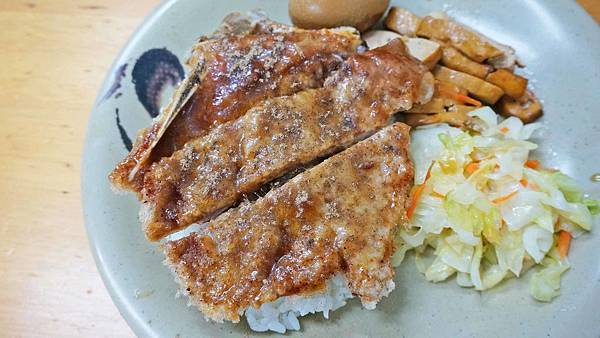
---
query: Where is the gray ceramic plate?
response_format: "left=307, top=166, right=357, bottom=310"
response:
left=82, top=0, right=600, bottom=337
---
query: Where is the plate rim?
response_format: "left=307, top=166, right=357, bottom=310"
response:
left=81, top=1, right=178, bottom=337
left=81, top=1, right=600, bottom=337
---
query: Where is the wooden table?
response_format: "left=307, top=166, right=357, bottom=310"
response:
left=0, top=1, right=597, bottom=337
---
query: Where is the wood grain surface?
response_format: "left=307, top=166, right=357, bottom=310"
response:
left=0, top=1, right=597, bottom=337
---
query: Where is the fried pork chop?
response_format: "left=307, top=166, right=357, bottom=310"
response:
left=142, top=39, right=433, bottom=241
left=164, top=123, right=414, bottom=323
left=109, top=12, right=361, bottom=194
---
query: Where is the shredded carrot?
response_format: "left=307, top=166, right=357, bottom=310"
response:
left=520, top=178, right=528, bottom=187
left=407, top=163, right=436, bottom=219
left=425, top=163, right=434, bottom=181
left=407, top=184, right=426, bottom=220
left=557, top=230, right=571, bottom=258
left=454, top=92, right=482, bottom=107
left=491, top=190, right=518, bottom=204
left=464, top=162, right=480, bottom=176
left=525, top=159, right=540, bottom=169
left=500, top=127, right=509, bottom=133
left=438, top=87, right=482, bottom=107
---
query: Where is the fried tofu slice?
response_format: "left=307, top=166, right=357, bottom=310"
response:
left=141, top=40, right=432, bottom=241
left=440, top=45, right=492, bottom=79
left=384, top=7, right=422, bottom=36
left=496, top=90, right=543, bottom=123
left=434, top=65, right=504, bottom=104
left=436, top=80, right=468, bottom=95
left=164, top=123, right=414, bottom=323
left=417, top=15, right=503, bottom=63
left=405, top=37, right=443, bottom=69
left=109, top=12, right=361, bottom=194
left=363, top=31, right=441, bottom=69
left=383, top=8, right=518, bottom=68
left=485, top=69, right=528, bottom=98
left=362, top=30, right=403, bottom=49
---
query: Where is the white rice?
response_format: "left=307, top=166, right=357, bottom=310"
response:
left=245, top=274, right=354, bottom=333
left=166, top=227, right=371, bottom=333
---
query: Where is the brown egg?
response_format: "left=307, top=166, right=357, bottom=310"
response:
left=289, top=0, right=390, bottom=32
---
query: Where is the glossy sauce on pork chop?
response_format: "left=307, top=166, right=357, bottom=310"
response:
left=142, top=39, right=432, bottom=241
left=109, top=15, right=360, bottom=193
left=164, top=123, right=414, bottom=323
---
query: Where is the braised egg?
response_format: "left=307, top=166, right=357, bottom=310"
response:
left=289, top=0, right=390, bottom=32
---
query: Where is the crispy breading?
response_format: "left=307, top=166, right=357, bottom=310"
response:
left=142, top=40, right=432, bottom=241
left=164, top=123, right=414, bottom=323
left=109, top=13, right=361, bottom=193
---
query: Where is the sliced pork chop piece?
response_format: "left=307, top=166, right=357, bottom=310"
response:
left=164, top=123, right=414, bottom=323
left=142, top=39, right=433, bottom=241
left=109, top=12, right=361, bottom=194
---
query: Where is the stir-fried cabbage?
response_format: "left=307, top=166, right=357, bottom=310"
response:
left=397, top=107, right=597, bottom=301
